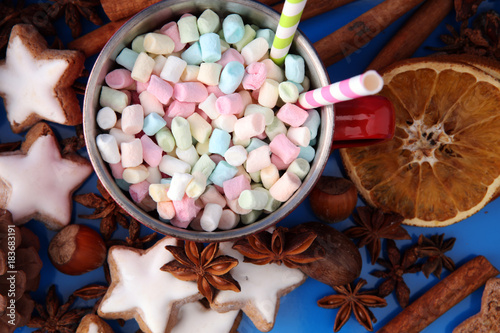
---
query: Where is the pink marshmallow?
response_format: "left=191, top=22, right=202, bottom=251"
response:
left=164, top=116, right=173, bottom=129
left=121, top=105, right=144, bottom=135
left=200, top=185, right=227, bottom=207
left=136, top=80, right=149, bottom=94
left=245, top=145, right=271, bottom=173
left=251, top=88, right=260, bottom=101
left=129, top=181, right=151, bottom=203
left=166, top=100, right=196, bottom=118
left=196, top=108, right=210, bottom=121
left=271, top=153, right=291, bottom=170
left=269, top=171, right=301, bottom=202
left=121, top=139, right=143, bottom=168
left=242, top=62, right=267, bottom=90
left=105, top=69, right=134, bottom=89
left=160, top=22, right=186, bottom=52
left=109, top=162, right=125, bottom=179
left=215, top=93, right=244, bottom=115
left=140, top=134, right=163, bottom=168
left=207, top=85, right=225, bottom=98
left=269, top=134, right=300, bottom=164
left=131, top=91, right=140, bottom=105
left=157, top=201, right=176, bottom=220
left=223, top=175, right=251, bottom=200
left=276, top=103, right=309, bottom=127
left=171, top=195, right=201, bottom=227
left=217, top=48, right=245, bottom=68
left=233, top=113, right=266, bottom=140
left=256, top=131, right=267, bottom=140
left=147, top=75, right=173, bottom=104
left=173, top=82, right=208, bottom=103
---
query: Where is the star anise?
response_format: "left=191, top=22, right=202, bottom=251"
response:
left=0, top=141, right=21, bottom=152
left=27, top=285, right=89, bottom=333
left=344, top=206, right=410, bottom=265
left=49, top=0, right=103, bottom=38
left=317, top=278, right=387, bottom=332
left=232, top=226, right=323, bottom=268
left=73, top=283, right=108, bottom=313
left=370, top=240, right=421, bottom=308
left=455, top=0, right=485, bottom=22
left=415, top=234, right=456, bottom=279
left=74, top=180, right=131, bottom=240
left=106, top=218, right=157, bottom=250
left=161, top=241, right=241, bottom=303
left=60, top=125, right=86, bottom=154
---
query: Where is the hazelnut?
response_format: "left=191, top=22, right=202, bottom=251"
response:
left=309, top=176, right=358, bottom=223
left=48, top=224, right=106, bottom=275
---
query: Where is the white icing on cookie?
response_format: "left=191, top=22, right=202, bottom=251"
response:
left=0, top=34, right=69, bottom=125
left=87, top=322, right=99, bottom=333
left=172, top=301, right=239, bottom=333
left=213, top=241, right=306, bottom=328
left=99, top=237, right=201, bottom=333
left=0, top=134, right=92, bottom=227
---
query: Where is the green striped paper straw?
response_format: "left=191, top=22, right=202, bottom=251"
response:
left=270, top=0, right=307, bottom=66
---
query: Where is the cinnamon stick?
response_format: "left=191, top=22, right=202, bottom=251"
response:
left=101, top=0, right=161, bottom=22
left=377, top=256, right=499, bottom=333
left=272, top=0, right=356, bottom=22
left=314, top=0, right=426, bottom=68
left=367, top=0, right=454, bottom=71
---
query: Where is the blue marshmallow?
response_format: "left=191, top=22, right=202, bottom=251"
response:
left=298, top=145, right=316, bottom=163
left=302, top=109, right=320, bottom=140
left=116, top=47, right=139, bottom=71
left=223, top=14, right=245, bottom=44
left=219, top=61, right=245, bottom=94
left=181, top=42, right=203, bottom=65
left=256, top=29, right=275, bottom=49
left=246, top=138, right=267, bottom=153
left=285, top=54, right=305, bottom=84
left=143, top=112, right=167, bottom=136
left=209, top=128, right=231, bottom=156
left=209, top=161, right=238, bottom=187
left=199, top=33, right=222, bottom=63
left=289, top=80, right=304, bottom=93
left=160, top=178, right=172, bottom=185
left=116, top=178, right=130, bottom=191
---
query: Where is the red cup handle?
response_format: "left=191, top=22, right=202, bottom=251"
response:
left=331, top=96, right=395, bottom=150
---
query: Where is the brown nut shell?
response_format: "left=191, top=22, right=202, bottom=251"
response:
left=309, top=176, right=358, bottom=223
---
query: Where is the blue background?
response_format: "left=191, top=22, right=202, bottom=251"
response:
left=2, top=0, right=499, bottom=332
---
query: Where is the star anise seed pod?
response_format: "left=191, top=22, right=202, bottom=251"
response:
left=161, top=241, right=241, bottom=303
left=344, top=206, right=411, bottom=265
left=370, top=240, right=421, bottom=308
left=106, top=218, right=157, bottom=250
left=415, top=234, right=456, bottom=279
left=455, top=0, right=485, bottom=22
left=0, top=141, right=21, bottom=153
left=73, top=283, right=108, bottom=313
left=232, top=226, right=323, bottom=268
left=317, top=279, right=387, bottom=332
left=49, top=0, right=103, bottom=38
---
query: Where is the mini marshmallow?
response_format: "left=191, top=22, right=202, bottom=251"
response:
left=187, top=113, right=212, bottom=144
left=160, top=22, right=186, bottom=52
left=157, top=201, right=175, bottom=220
left=96, top=134, right=120, bottom=164
left=232, top=134, right=250, bottom=147
left=298, top=145, right=315, bottom=162
left=152, top=55, right=167, bottom=76
left=181, top=65, right=200, bottom=81
left=287, top=126, right=311, bottom=147
left=167, top=172, right=194, bottom=201
left=171, top=116, right=192, bottom=150
left=258, top=79, right=279, bottom=108
left=256, top=28, right=275, bottom=48
left=109, top=128, right=135, bottom=146
left=217, top=48, right=245, bottom=68
left=245, top=138, right=266, bottom=152
left=166, top=101, right=196, bottom=118
left=198, top=93, right=219, bottom=119
left=116, top=179, right=130, bottom=191
left=302, top=76, right=311, bottom=91
left=245, top=145, right=271, bottom=173
left=287, top=158, right=311, bottom=180
left=216, top=93, right=244, bottom=115
left=131, top=35, right=146, bottom=53
left=199, top=33, right=222, bottom=63
left=178, top=15, right=200, bottom=44
left=121, top=104, right=144, bottom=135
left=260, top=164, right=279, bottom=189
left=233, top=113, right=266, bottom=140
left=143, top=112, right=167, bottom=136
left=197, top=62, right=222, bottom=86
left=233, top=25, right=256, bottom=52
left=277, top=103, right=309, bottom=127
left=139, top=91, right=164, bottom=116
left=136, top=81, right=149, bottom=94
left=209, top=161, right=238, bottom=187
left=116, top=47, right=139, bottom=71
left=262, top=58, right=284, bottom=82
left=176, top=145, right=199, bottom=167
left=265, top=116, right=287, bottom=141
left=192, top=154, right=216, bottom=179
left=146, top=166, right=162, bottom=184
left=207, top=85, right=225, bottom=97
left=172, top=195, right=201, bottom=227
left=285, top=54, right=305, bottom=83
left=218, top=209, right=240, bottom=230
left=160, top=56, right=187, bottom=83
left=123, top=165, right=149, bottom=184
left=146, top=75, right=173, bottom=104
left=143, top=33, right=175, bottom=55
left=155, top=127, right=176, bottom=153
left=174, top=82, right=208, bottom=103
left=238, top=189, right=268, bottom=210
left=240, top=210, right=262, bottom=225
left=185, top=172, right=207, bottom=198
left=100, top=86, right=130, bottom=113
left=196, top=140, right=210, bottom=156
left=96, top=107, right=117, bottom=130
left=109, top=162, right=125, bottom=179
left=269, top=171, right=301, bottom=202
left=278, top=81, right=299, bottom=103
left=242, top=62, right=267, bottom=90
left=208, top=128, right=231, bottom=156
left=131, top=52, right=155, bottom=83
left=212, top=114, right=237, bottom=133
left=141, top=134, right=163, bottom=168
left=181, top=42, right=203, bottom=65
left=224, top=145, right=248, bottom=166
left=223, top=174, right=251, bottom=200
left=244, top=104, right=274, bottom=126
left=238, top=90, right=252, bottom=109
left=226, top=197, right=251, bottom=215
left=200, top=185, right=226, bottom=207
left=270, top=134, right=300, bottom=165
left=241, top=37, right=268, bottom=65
left=129, top=181, right=150, bottom=203
left=121, top=139, right=143, bottom=168
left=303, top=109, right=320, bottom=140
left=223, top=14, right=245, bottom=43
left=219, top=61, right=245, bottom=95
left=271, top=153, right=290, bottom=170
left=197, top=9, right=221, bottom=34
left=105, top=69, right=134, bottom=89
left=200, top=203, right=223, bottom=231
left=159, top=155, right=191, bottom=176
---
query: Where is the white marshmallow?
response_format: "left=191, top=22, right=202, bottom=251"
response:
left=224, top=145, right=248, bottom=167
left=121, top=104, right=144, bottom=135
left=211, top=114, right=237, bottom=133
left=176, top=145, right=200, bottom=167
left=217, top=209, right=240, bottom=230
left=159, top=155, right=191, bottom=176
left=200, top=203, right=223, bottom=231
left=241, top=37, right=269, bottom=65
left=287, top=126, right=311, bottom=147
left=167, top=172, right=194, bottom=201
left=120, top=139, right=143, bottom=168
left=96, top=107, right=117, bottom=130
left=96, top=134, right=120, bottom=164
left=198, top=93, right=220, bottom=120
left=160, top=56, right=188, bottom=83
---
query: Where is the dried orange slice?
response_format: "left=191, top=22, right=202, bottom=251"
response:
left=340, top=57, right=500, bottom=227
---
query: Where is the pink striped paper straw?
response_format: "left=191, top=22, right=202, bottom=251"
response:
left=297, top=70, right=384, bottom=109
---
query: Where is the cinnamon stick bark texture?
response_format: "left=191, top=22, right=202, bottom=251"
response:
left=101, top=0, right=161, bottom=22
left=273, top=0, right=356, bottom=22
left=377, top=256, right=499, bottom=333
left=314, top=0, right=426, bottom=68
left=367, top=0, right=454, bottom=71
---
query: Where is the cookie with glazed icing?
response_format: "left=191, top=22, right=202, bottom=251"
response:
left=98, top=237, right=203, bottom=333
left=0, top=24, right=85, bottom=133
left=76, top=314, right=114, bottom=333
left=171, top=301, right=242, bottom=333
left=0, top=122, right=93, bottom=229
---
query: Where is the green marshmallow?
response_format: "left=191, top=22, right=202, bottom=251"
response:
left=265, top=117, right=287, bottom=141
left=192, top=154, right=216, bottom=179
left=197, top=9, right=221, bottom=35
left=171, top=116, right=192, bottom=150
left=287, top=158, right=311, bottom=180
left=233, top=25, right=256, bottom=52
left=155, top=127, right=175, bottom=153
left=241, top=210, right=263, bottom=225
left=99, top=86, right=130, bottom=113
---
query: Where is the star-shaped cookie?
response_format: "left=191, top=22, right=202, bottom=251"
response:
left=0, top=24, right=85, bottom=133
left=212, top=241, right=307, bottom=332
left=98, top=237, right=203, bottom=333
left=0, top=122, right=92, bottom=229
left=171, top=301, right=241, bottom=333
left=453, top=277, right=500, bottom=332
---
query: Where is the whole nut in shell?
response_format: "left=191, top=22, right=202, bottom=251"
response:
left=309, top=176, right=358, bottom=223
